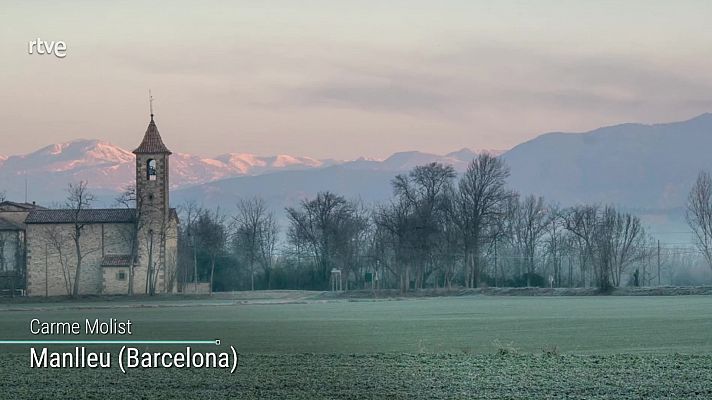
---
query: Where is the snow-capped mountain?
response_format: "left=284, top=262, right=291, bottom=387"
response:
left=0, top=139, right=346, bottom=203
left=0, top=139, right=493, bottom=204
left=170, top=152, right=333, bottom=187
left=4, top=140, right=134, bottom=174
left=212, top=153, right=332, bottom=176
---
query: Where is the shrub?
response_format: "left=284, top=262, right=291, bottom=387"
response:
left=541, top=344, right=560, bottom=357
left=492, top=339, right=518, bottom=356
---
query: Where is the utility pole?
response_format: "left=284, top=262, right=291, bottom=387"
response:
left=193, top=233, right=198, bottom=293
left=657, top=240, right=661, bottom=286
left=45, top=243, right=48, bottom=297
left=551, top=219, right=557, bottom=287
left=493, top=239, right=498, bottom=287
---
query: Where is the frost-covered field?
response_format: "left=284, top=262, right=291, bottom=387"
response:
left=3, top=353, right=712, bottom=399
left=1, top=296, right=711, bottom=398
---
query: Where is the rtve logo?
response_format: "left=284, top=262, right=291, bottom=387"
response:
left=28, top=38, right=67, bottom=58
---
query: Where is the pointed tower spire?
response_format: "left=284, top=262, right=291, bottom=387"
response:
left=133, top=91, right=171, bottom=154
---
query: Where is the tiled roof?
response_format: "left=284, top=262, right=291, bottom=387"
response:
left=101, top=254, right=134, bottom=267
left=133, top=116, right=171, bottom=154
left=25, top=209, right=136, bottom=224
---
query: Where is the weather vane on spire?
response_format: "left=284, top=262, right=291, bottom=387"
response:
left=149, top=89, right=154, bottom=120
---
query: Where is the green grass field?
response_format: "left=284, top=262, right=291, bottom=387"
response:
left=1, top=295, right=712, bottom=398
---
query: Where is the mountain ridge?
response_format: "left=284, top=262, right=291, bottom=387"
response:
left=502, top=112, right=712, bottom=209
left=2, top=113, right=712, bottom=220
left=0, top=138, right=501, bottom=203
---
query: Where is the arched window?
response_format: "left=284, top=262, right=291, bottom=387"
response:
left=147, top=159, right=157, bottom=181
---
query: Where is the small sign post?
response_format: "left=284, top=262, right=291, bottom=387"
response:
left=330, top=268, right=342, bottom=291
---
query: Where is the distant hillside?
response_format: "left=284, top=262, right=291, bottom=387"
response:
left=502, top=113, right=712, bottom=209
left=173, top=166, right=398, bottom=213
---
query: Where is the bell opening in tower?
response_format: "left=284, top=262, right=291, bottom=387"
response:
left=147, top=159, right=157, bottom=181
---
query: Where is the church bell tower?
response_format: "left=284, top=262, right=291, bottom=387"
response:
left=133, top=111, right=171, bottom=216
left=132, top=104, right=172, bottom=294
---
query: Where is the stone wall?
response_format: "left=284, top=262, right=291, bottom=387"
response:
left=102, top=266, right=130, bottom=294
left=25, top=223, right=133, bottom=296
left=182, top=282, right=211, bottom=294
left=25, top=217, right=178, bottom=297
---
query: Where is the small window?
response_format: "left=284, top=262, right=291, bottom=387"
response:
left=116, top=271, right=127, bottom=281
left=147, top=159, right=157, bottom=181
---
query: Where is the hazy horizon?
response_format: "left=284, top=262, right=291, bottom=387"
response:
left=3, top=1, right=712, bottom=159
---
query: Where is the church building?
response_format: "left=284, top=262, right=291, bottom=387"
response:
left=12, top=114, right=179, bottom=296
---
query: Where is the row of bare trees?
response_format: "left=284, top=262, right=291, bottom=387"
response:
left=686, top=171, right=712, bottom=272
left=174, top=154, right=684, bottom=292
left=366, top=155, right=653, bottom=292
left=178, top=199, right=278, bottom=292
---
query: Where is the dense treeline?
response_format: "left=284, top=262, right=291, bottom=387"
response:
left=176, top=155, right=708, bottom=292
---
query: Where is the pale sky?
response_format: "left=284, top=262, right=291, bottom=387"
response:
left=2, top=1, right=712, bottom=159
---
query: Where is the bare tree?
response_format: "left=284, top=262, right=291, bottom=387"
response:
left=452, top=154, right=511, bottom=288
left=543, top=205, right=565, bottom=287
left=564, top=204, right=646, bottom=290
left=592, top=206, right=619, bottom=291
left=687, top=171, right=712, bottom=271
left=164, top=247, right=178, bottom=292
left=115, top=185, right=142, bottom=295
left=149, top=215, right=177, bottom=295
left=233, top=197, right=279, bottom=290
left=564, top=205, right=598, bottom=287
left=481, top=195, right=516, bottom=287
left=257, top=209, right=279, bottom=289
left=115, top=187, right=179, bottom=296
left=194, top=208, right=226, bottom=294
left=179, top=201, right=201, bottom=292
left=65, top=181, right=96, bottom=297
left=116, top=184, right=176, bottom=295
left=435, top=211, right=460, bottom=289
left=391, top=162, right=456, bottom=289
left=511, top=195, right=551, bottom=286
left=332, top=201, right=369, bottom=290
left=374, top=197, right=415, bottom=293
left=287, top=192, right=367, bottom=288
left=609, top=211, right=646, bottom=287
left=42, top=225, right=75, bottom=296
